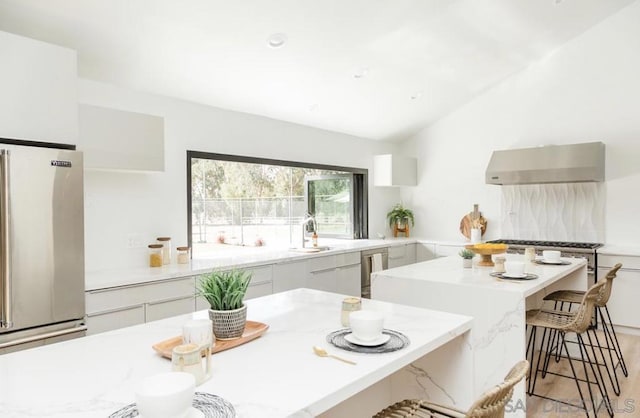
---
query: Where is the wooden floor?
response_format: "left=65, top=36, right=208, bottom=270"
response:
left=526, top=330, right=639, bottom=417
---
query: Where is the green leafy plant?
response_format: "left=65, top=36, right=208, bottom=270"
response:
left=197, top=269, right=251, bottom=311
left=459, top=249, right=475, bottom=259
left=386, top=204, right=415, bottom=228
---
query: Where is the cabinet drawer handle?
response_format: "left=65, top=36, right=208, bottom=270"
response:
left=146, top=295, right=195, bottom=306
left=87, top=304, right=145, bottom=316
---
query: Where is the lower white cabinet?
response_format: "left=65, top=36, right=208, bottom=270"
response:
left=416, top=243, right=437, bottom=262
left=86, top=305, right=145, bottom=335
left=336, top=263, right=361, bottom=297
left=86, top=277, right=196, bottom=335
left=598, top=253, right=640, bottom=331
left=388, top=244, right=417, bottom=268
left=146, top=296, right=196, bottom=322
left=435, top=243, right=465, bottom=257
left=307, top=252, right=360, bottom=295
left=272, top=261, right=307, bottom=293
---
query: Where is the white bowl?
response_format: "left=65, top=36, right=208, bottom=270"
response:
left=135, top=372, right=195, bottom=418
left=349, top=310, right=384, bottom=342
left=542, top=250, right=561, bottom=263
left=504, top=261, right=525, bottom=277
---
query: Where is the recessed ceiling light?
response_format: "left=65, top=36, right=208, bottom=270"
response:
left=411, top=91, right=423, bottom=100
left=267, top=33, right=288, bottom=49
left=353, top=67, right=369, bottom=79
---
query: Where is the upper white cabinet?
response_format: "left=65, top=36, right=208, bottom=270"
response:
left=373, top=154, right=417, bottom=186
left=78, top=104, right=165, bottom=171
left=0, top=31, right=78, bottom=144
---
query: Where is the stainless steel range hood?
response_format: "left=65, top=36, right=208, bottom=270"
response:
left=485, top=142, right=605, bottom=185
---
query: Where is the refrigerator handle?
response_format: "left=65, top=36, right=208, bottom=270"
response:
left=0, top=150, right=12, bottom=329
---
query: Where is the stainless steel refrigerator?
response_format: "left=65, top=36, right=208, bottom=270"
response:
left=0, top=141, right=86, bottom=353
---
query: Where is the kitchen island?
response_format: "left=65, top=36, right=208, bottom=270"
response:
left=0, top=288, right=472, bottom=418
left=371, top=254, right=588, bottom=417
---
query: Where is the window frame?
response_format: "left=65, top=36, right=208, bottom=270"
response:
left=186, top=150, right=368, bottom=252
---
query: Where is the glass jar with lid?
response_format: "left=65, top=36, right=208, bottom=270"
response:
left=148, top=244, right=163, bottom=267
left=157, top=237, right=171, bottom=264
left=177, top=246, right=190, bottom=264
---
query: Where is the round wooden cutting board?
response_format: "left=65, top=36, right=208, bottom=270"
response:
left=459, top=213, right=487, bottom=239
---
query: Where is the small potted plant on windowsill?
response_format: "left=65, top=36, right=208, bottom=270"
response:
left=197, top=268, right=252, bottom=340
left=459, top=249, right=475, bottom=268
left=386, top=204, right=415, bottom=237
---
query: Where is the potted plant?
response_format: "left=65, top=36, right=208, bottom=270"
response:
left=197, top=268, right=252, bottom=339
left=459, top=249, right=475, bottom=268
left=386, top=204, right=415, bottom=237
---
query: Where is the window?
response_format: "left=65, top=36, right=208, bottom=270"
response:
left=187, top=151, right=367, bottom=258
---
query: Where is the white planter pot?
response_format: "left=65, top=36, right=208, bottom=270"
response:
left=462, top=258, right=473, bottom=268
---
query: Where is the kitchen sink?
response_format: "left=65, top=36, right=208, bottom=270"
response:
left=289, top=246, right=332, bottom=253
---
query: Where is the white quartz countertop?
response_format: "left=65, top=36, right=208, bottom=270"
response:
left=0, top=288, right=472, bottom=418
left=85, top=238, right=418, bottom=291
left=598, top=244, right=640, bottom=257
left=372, top=254, right=587, bottom=298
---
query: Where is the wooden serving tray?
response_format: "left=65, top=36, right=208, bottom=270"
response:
left=152, top=320, right=269, bottom=359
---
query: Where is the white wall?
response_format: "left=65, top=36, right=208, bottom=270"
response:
left=399, top=1, right=640, bottom=246
left=79, top=79, right=400, bottom=272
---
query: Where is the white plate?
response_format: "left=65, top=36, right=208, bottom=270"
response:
left=502, top=273, right=527, bottom=279
left=139, top=407, right=204, bottom=418
left=344, top=333, right=391, bottom=346
left=539, top=259, right=564, bottom=265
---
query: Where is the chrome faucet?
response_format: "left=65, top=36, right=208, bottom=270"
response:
left=301, top=213, right=317, bottom=248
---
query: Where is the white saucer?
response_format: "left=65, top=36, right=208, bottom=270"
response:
left=502, top=273, right=527, bottom=279
left=139, top=407, right=203, bottom=418
left=344, top=333, right=391, bottom=346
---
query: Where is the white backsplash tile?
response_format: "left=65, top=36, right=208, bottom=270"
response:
left=500, top=183, right=605, bottom=242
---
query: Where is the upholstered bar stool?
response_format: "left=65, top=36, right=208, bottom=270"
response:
left=543, top=263, right=626, bottom=395
left=526, top=280, right=613, bottom=417
left=372, top=360, right=528, bottom=418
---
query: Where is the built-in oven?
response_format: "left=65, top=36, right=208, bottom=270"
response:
left=361, top=248, right=388, bottom=299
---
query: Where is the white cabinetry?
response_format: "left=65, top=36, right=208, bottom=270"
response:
left=306, top=252, right=361, bottom=295
left=598, top=254, right=640, bottom=332
left=388, top=244, right=416, bottom=268
left=435, top=243, right=465, bottom=258
left=273, top=260, right=307, bottom=294
left=78, top=104, right=164, bottom=171
left=416, top=243, right=437, bottom=262
left=86, top=277, right=196, bottom=335
left=0, top=31, right=77, bottom=144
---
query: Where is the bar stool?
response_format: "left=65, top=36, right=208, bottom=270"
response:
left=526, top=280, right=613, bottom=417
left=372, top=360, right=528, bottom=418
left=543, top=263, right=626, bottom=395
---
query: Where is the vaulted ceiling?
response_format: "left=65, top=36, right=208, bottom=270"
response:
left=0, top=0, right=635, bottom=140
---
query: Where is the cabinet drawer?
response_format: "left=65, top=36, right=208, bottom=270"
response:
left=246, top=265, right=272, bottom=284
left=245, top=281, right=272, bottom=300
left=86, top=277, right=195, bottom=314
left=336, top=251, right=360, bottom=267
left=307, top=255, right=336, bottom=272
left=146, top=296, right=195, bottom=322
left=388, top=245, right=406, bottom=259
left=598, top=254, right=640, bottom=270
left=86, top=305, right=145, bottom=335
left=272, top=261, right=307, bottom=293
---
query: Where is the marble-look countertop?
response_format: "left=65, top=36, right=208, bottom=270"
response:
left=372, top=254, right=586, bottom=298
left=371, top=255, right=588, bottom=417
left=598, top=244, right=640, bottom=257
left=0, top=288, right=472, bottom=418
left=85, top=238, right=419, bottom=291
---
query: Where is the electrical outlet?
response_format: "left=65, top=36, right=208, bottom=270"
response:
left=126, top=233, right=143, bottom=248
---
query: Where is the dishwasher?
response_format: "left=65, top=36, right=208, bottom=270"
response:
left=360, top=248, right=388, bottom=298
